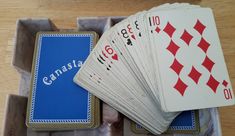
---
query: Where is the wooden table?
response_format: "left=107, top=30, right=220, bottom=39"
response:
left=0, top=0, right=234, bottom=135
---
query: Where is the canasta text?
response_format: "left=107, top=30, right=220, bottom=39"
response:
left=43, top=60, right=83, bottom=85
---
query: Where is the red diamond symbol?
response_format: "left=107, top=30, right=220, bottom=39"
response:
left=155, top=26, right=161, bottom=33
left=222, top=80, right=228, bottom=87
left=163, top=22, right=176, bottom=38
left=174, top=78, right=188, bottom=96
left=206, top=75, right=220, bottom=93
left=180, top=29, right=193, bottom=46
left=170, top=58, right=183, bottom=75
left=198, top=37, right=210, bottom=53
left=193, top=19, right=206, bottom=35
left=166, top=40, right=180, bottom=56
left=202, top=56, right=215, bottom=72
left=188, top=66, right=202, bottom=84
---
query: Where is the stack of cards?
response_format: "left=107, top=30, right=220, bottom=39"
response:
left=74, top=3, right=235, bottom=134
left=27, top=32, right=100, bottom=130
left=129, top=110, right=199, bottom=134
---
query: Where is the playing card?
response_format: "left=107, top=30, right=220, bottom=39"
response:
left=145, top=4, right=202, bottom=109
left=27, top=31, right=100, bottom=130
left=146, top=8, right=234, bottom=112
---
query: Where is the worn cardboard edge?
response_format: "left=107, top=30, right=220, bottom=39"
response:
left=211, top=108, right=222, bottom=135
left=2, top=94, right=12, bottom=136
left=12, top=18, right=57, bottom=74
left=1, top=94, right=28, bottom=136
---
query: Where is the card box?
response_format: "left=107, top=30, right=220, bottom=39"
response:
left=1, top=18, right=222, bottom=136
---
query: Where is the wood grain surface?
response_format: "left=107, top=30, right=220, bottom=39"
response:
left=0, top=0, right=234, bottom=135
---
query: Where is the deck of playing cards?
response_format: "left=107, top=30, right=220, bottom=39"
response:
left=26, top=31, right=100, bottom=130
left=73, top=3, right=235, bottom=135
left=129, top=110, right=199, bottom=134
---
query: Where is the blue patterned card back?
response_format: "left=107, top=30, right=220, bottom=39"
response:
left=132, top=110, right=199, bottom=134
left=26, top=32, right=98, bottom=129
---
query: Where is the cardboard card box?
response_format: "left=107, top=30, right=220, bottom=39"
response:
left=1, top=17, right=222, bottom=136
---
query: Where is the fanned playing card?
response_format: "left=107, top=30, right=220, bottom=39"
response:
left=146, top=8, right=235, bottom=112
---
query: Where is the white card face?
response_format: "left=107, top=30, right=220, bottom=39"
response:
left=73, top=29, right=178, bottom=134
left=147, top=8, right=235, bottom=111
left=73, top=3, right=234, bottom=135
left=145, top=4, right=202, bottom=111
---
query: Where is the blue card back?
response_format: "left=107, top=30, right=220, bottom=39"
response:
left=132, top=110, right=199, bottom=134
left=27, top=32, right=98, bottom=129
